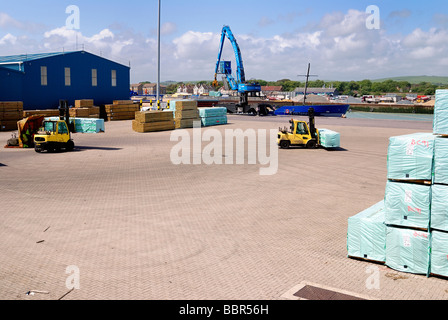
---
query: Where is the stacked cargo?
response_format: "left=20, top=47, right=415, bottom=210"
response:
left=347, top=89, right=448, bottom=279
left=199, top=107, right=228, bottom=127
left=45, top=117, right=105, bottom=134
left=132, top=111, right=175, bottom=133
left=173, top=100, right=200, bottom=129
left=23, top=109, right=60, bottom=118
left=347, top=201, right=387, bottom=263
left=106, top=101, right=140, bottom=121
left=318, top=129, right=341, bottom=149
left=0, top=101, right=23, bottom=131
left=71, top=100, right=101, bottom=119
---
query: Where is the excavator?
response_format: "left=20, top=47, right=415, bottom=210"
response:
left=212, top=25, right=261, bottom=113
left=34, top=100, right=75, bottom=153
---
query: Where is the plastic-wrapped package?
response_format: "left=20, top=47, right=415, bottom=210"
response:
left=347, top=201, right=386, bottom=262
left=430, top=230, right=448, bottom=277
left=45, top=117, right=105, bottom=133
left=201, top=116, right=228, bottom=127
left=431, top=184, right=448, bottom=232
left=318, top=129, right=340, bottom=148
left=433, top=89, right=448, bottom=135
left=198, top=107, right=227, bottom=118
left=387, top=133, right=436, bottom=182
left=385, top=226, right=430, bottom=275
left=384, top=181, right=431, bottom=230
left=434, top=137, right=448, bottom=185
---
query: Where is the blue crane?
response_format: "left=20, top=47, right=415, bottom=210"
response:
left=212, top=25, right=261, bottom=110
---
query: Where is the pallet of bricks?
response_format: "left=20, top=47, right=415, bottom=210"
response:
left=70, top=99, right=100, bottom=119
left=347, top=89, right=448, bottom=279
left=106, top=100, right=140, bottom=121
left=133, top=110, right=175, bottom=133
left=0, top=101, right=23, bottom=131
left=172, top=100, right=200, bottom=129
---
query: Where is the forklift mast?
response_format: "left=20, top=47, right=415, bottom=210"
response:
left=308, top=107, right=316, bottom=139
left=59, top=99, right=74, bottom=133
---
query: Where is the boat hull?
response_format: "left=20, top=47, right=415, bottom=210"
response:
left=274, top=104, right=350, bottom=117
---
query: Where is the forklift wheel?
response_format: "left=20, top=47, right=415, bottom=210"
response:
left=306, top=140, right=318, bottom=149
left=280, top=140, right=290, bottom=149
left=66, top=140, right=75, bottom=152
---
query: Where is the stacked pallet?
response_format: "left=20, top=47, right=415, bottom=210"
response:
left=106, top=101, right=140, bottom=121
left=45, top=117, right=105, bottom=134
left=70, top=100, right=100, bottom=119
left=172, top=100, right=200, bottom=129
left=199, top=107, right=228, bottom=127
left=23, top=109, right=60, bottom=118
left=0, top=101, right=23, bottom=131
left=132, top=111, right=175, bottom=133
left=347, top=89, right=448, bottom=279
left=318, top=129, right=340, bottom=149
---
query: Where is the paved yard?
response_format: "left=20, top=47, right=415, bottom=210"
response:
left=0, top=114, right=446, bottom=300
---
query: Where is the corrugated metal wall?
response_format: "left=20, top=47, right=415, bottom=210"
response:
left=0, top=51, right=130, bottom=110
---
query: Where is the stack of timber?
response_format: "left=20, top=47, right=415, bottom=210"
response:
left=347, top=89, right=448, bottom=279
left=70, top=100, right=100, bottom=119
left=199, top=107, right=228, bottom=127
left=132, top=111, right=175, bottom=133
left=106, top=100, right=140, bottom=121
left=0, top=101, right=23, bottom=131
left=173, top=100, right=200, bottom=129
left=23, top=109, right=60, bottom=118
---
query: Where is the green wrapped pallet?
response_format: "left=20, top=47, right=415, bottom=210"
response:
left=387, top=133, right=436, bottom=182
left=201, top=115, right=228, bottom=127
left=198, top=107, right=227, bottom=118
left=430, top=230, right=448, bottom=278
left=431, top=184, right=448, bottom=232
left=433, top=89, right=448, bottom=135
left=384, top=181, right=431, bottom=230
left=434, top=137, right=448, bottom=185
left=318, top=129, right=340, bottom=148
left=347, top=200, right=386, bottom=263
left=385, top=226, right=430, bottom=275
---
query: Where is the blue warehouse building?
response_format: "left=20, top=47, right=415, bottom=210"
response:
left=0, top=50, right=130, bottom=110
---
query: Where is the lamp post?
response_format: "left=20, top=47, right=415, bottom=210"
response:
left=156, top=0, right=161, bottom=106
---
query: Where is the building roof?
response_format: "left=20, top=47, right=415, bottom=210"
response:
left=0, top=50, right=129, bottom=71
left=294, top=87, right=338, bottom=94
left=262, top=86, right=283, bottom=91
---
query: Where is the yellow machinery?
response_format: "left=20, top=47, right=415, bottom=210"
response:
left=277, top=108, right=320, bottom=149
left=34, top=100, right=75, bottom=153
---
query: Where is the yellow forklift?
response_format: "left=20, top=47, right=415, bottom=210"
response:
left=277, top=107, right=320, bottom=149
left=34, top=100, right=75, bottom=153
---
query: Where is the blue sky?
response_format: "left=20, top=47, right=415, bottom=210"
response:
left=1, top=0, right=447, bottom=82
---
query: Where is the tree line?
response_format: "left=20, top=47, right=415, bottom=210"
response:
left=163, top=79, right=447, bottom=96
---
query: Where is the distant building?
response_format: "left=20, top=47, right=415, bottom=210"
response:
left=193, top=84, right=213, bottom=95
left=0, top=50, right=130, bottom=110
left=177, top=84, right=195, bottom=94
left=294, top=87, right=339, bottom=97
left=130, top=83, right=143, bottom=95
left=143, top=83, right=164, bottom=95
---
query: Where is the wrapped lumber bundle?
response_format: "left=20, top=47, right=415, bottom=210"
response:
left=430, top=184, right=448, bottom=232
left=387, top=133, right=436, bottom=183
left=434, top=137, right=448, bottom=185
left=347, top=200, right=387, bottom=263
left=173, top=100, right=200, bottom=129
left=433, top=89, right=448, bottom=135
left=75, top=99, right=94, bottom=108
left=385, top=226, right=430, bottom=275
left=318, top=129, right=340, bottom=148
left=45, top=117, right=105, bottom=134
left=0, top=101, right=23, bottom=131
left=430, top=230, right=448, bottom=278
left=384, top=180, right=431, bottom=231
left=199, top=107, right=228, bottom=127
left=106, top=103, right=140, bottom=121
left=133, top=111, right=175, bottom=133
left=23, top=109, right=60, bottom=118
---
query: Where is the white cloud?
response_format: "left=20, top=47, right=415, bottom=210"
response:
left=1, top=9, right=448, bottom=83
